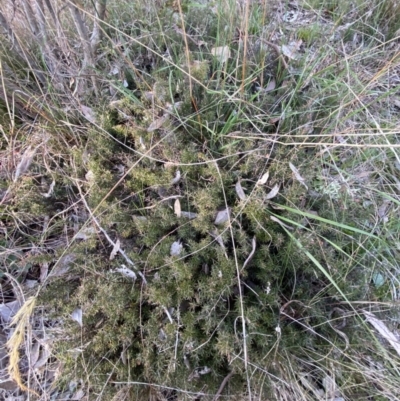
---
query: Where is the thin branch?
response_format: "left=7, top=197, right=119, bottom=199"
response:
left=257, top=37, right=290, bottom=71
left=20, top=0, right=39, bottom=36
left=0, top=9, right=25, bottom=59
left=0, top=6, right=47, bottom=85
left=77, top=185, right=147, bottom=284
left=0, top=65, right=43, bottom=119
left=33, top=0, right=48, bottom=45
left=90, top=0, right=107, bottom=51
left=68, top=0, right=99, bottom=95
left=214, top=161, right=252, bottom=400
left=68, top=0, right=93, bottom=69
left=43, top=0, right=57, bottom=26
left=0, top=9, right=12, bottom=36
left=212, top=371, right=234, bottom=401
left=241, top=236, right=256, bottom=271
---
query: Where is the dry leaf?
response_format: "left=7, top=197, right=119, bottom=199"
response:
left=41, top=180, right=55, bottom=198
left=80, top=105, right=96, bottom=123
left=242, top=236, right=256, bottom=270
left=289, top=162, right=308, bottom=189
left=147, top=114, right=169, bottom=132
left=211, top=46, right=231, bottom=63
left=256, top=171, right=269, bottom=186
left=335, top=134, right=347, bottom=144
left=24, top=279, right=38, bottom=289
left=0, top=300, right=22, bottom=324
left=299, top=374, right=324, bottom=400
left=174, top=198, right=181, bottom=218
left=163, top=306, right=174, bottom=324
left=71, top=308, right=83, bottom=327
left=110, top=239, right=120, bottom=260
left=13, top=146, right=38, bottom=182
left=209, top=229, right=225, bottom=250
left=363, top=310, right=400, bottom=357
left=115, top=164, right=125, bottom=177
left=85, top=170, right=95, bottom=184
left=184, top=354, right=191, bottom=370
left=113, top=265, right=137, bottom=280
left=143, top=91, right=154, bottom=101
left=199, top=366, right=211, bottom=375
left=281, top=40, right=302, bottom=60
left=209, top=229, right=228, bottom=259
left=132, top=215, right=147, bottom=222
left=269, top=116, right=281, bottom=124
left=214, top=208, right=230, bottom=225
left=264, top=79, right=276, bottom=92
left=170, top=240, right=183, bottom=256
left=377, top=199, right=391, bottom=223
left=171, top=170, right=181, bottom=185
left=40, top=262, right=49, bottom=282
left=235, top=180, right=247, bottom=200
left=29, top=341, right=40, bottom=368
left=33, top=343, right=51, bottom=370
left=270, top=215, right=293, bottom=230
left=166, top=101, right=183, bottom=113
left=71, top=389, right=85, bottom=400
left=75, top=226, right=97, bottom=240
left=282, top=10, right=298, bottom=22
left=159, top=328, right=167, bottom=341
left=181, top=211, right=198, bottom=219
left=322, top=375, right=341, bottom=399
left=265, top=184, right=280, bottom=200
left=50, top=254, right=76, bottom=278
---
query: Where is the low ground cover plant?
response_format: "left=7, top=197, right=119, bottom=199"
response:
left=0, top=1, right=399, bottom=400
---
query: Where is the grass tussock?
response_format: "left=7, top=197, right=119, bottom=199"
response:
left=0, top=0, right=400, bottom=400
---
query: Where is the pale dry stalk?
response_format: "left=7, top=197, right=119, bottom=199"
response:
left=68, top=0, right=101, bottom=96
left=90, top=0, right=107, bottom=52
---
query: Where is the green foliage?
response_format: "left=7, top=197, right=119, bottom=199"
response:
left=1, top=0, right=399, bottom=400
left=40, top=81, right=388, bottom=399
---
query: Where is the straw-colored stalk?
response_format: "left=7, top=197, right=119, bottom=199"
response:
left=6, top=296, right=39, bottom=396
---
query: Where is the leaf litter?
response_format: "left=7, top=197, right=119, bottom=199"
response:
left=256, top=171, right=269, bottom=186
left=265, top=184, right=280, bottom=200
left=214, top=208, right=230, bottom=225
left=171, top=170, right=181, bottom=185
left=13, top=146, right=39, bottom=182
left=112, top=265, right=137, bottom=280
left=211, top=46, right=231, bottom=64
left=147, top=114, right=170, bottom=132
left=235, top=180, right=247, bottom=200
left=174, top=198, right=181, bottom=217
left=71, top=308, right=83, bottom=327
left=363, top=310, right=400, bottom=357
left=289, top=162, right=308, bottom=189
left=170, top=240, right=183, bottom=256
left=109, top=239, right=121, bottom=260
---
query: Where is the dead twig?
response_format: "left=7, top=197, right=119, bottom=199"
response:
left=328, top=307, right=350, bottom=350
left=212, top=371, right=234, bottom=401
left=76, top=184, right=147, bottom=284
left=90, top=0, right=107, bottom=52
left=257, top=38, right=290, bottom=71
left=68, top=0, right=99, bottom=96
